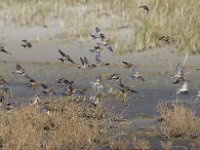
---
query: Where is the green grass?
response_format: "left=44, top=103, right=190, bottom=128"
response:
left=0, top=0, right=200, bottom=54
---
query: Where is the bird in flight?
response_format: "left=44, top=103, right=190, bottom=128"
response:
left=58, top=49, right=76, bottom=64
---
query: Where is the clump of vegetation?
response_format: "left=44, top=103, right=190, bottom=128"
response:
left=0, top=97, right=123, bottom=150
left=156, top=102, right=200, bottom=139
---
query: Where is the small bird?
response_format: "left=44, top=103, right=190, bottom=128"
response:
left=159, top=35, right=171, bottom=44
left=139, top=5, right=149, bottom=14
left=89, top=45, right=103, bottom=54
left=90, top=76, right=104, bottom=91
left=95, top=53, right=110, bottom=66
left=25, top=79, right=38, bottom=91
left=130, top=66, right=145, bottom=81
left=116, top=78, right=138, bottom=94
left=90, top=27, right=105, bottom=41
left=78, top=57, right=96, bottom=69
left=21, top=40, right=32, bottom=48
left=41, top=83, right=56, bottom=95
left=58, top=49, right=76, bottom=64
left=0, top=76, right=7, bottom=87
left=122, top=61, right=134, bottom=69
left=5, top=102, right=16, bottom=111
left=102, top=40, right=113, bottom=52
left=0, top=46, right=12, bottom=55
left=73, top=91, right=86, bottom=102
left=57, top=77, right=73, bottom=87
left=106, top=73, right=120, bottom=80
left=12, top=64, right=30, bottom=79
left=172, top=63, right=188, bottom=84
left=176, top=81, right=188, bottom=95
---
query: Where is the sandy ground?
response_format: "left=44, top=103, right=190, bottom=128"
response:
left=0, top=25, right=200, bottom=148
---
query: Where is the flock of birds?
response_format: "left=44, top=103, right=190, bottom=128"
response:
left=0, top=26, right=200, bottom=112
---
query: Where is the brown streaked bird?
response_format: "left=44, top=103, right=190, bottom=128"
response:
left=89, top=45, right=103, bottom=54
left=57, top=77, right=73, bottom=87
left=58, top=49, right=76, bottom=64
left=130, top=66, right=145, bottom=81
left=116, top=78, right=138, bottom=94
left=122, top=61, right=134, bottom=69
left=106, top=73, right=120, bottom=80
left=0, top=46, right=12, bottom=55
left=41, top=83, right=56, bottom=95
left=78, top=56, right=96, bottom=69
left=25, top=79, right=38, bottom=91
left=159, top=35, right=171, bottom=44
left=12, top=64, right=30, bottom=79
left=139, top=5, right=149, bottom=14
left=21, top=40, right=32, bottom=48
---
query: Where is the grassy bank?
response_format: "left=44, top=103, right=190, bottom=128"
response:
left=0, top=0, right=199, bottom=54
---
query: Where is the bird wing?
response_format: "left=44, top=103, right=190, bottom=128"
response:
left=58, top=49, right=67, bottom=57
left=175, top=63, right=181, bottom=75
left=80, top=57, right=85, bottom=65
left=132, top=66, right=138, bottom=75
left=106, top=45, right=113, bottom=52
left=84, top=57, right=89, bottom=65
left=68, top=57, right=75, bottom=64
left=41, top=83, right=48, bottom=89
left=95, top=53, right=101, bottom=64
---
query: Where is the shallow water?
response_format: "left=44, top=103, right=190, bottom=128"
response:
left=0, top=26, right=200, bottom=149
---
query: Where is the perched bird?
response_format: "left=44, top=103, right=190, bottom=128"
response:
left=159, top=35, right=171, bottom=44
left=58, top=49, right=76, bottom=64
left=57, top=77, right=73, bottom=87
left=25, top=79, right=38, bottom=91
left=106, top=73, right=120, bottom=80
left=0, top=46, right=12, bottom=55
left=176, top=81, right=188, bottom=95
left=78, top=56, right=96, bottom=69
left=95, top=53, right=110, bottom=66
left=90, top=76, right=104, bottom=91
left=122, top=61, right=134, bottom=69
left=21, top=40, right=32, bottom=48
left=130, top=66, right=145, bottom=81
left=139, top=5, right=149, bottom=14
left=41, top=83, right=56, bottom=95
left=12, top=64, right=30, bottom=79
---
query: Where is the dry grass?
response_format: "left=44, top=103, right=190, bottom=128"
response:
left=156, top=102, right=200, bottom=139
left=133, top=137, right=150, bottom=150
left=0, top=97, right=122, bottom=150
left=0, top=0, right=200, bottom=53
